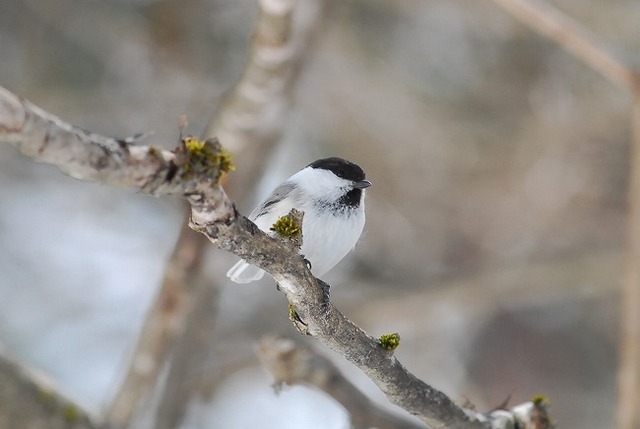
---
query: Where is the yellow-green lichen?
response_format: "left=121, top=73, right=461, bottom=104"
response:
left=532, top=394, right=549, bottom=406
left=272, top=215, right=302, bottom=238
left=288, top=302, right=297, bottom=321
left=62, top=404, right=79, bottom=422
left=183, top=136, right=206, bottom=152
left=147, top=145, right=161, bottom=157
left=36, top=387, right=82, bottom=422
left=36, top=387, right=56, bottom=406
left=379, top=333, right=400, bottom=351
left=180, top=136, right=235, bottom=180
left=531, top=394, right=554, bottom=429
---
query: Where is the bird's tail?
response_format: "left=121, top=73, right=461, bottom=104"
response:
left=226, top=260, right=265, bottom=284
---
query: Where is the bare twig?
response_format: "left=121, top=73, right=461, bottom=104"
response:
left=106, top=219, right=206, bottom=428
left=0, top=347, right=101, bottom=429
left=152, top=263, right=217, bottom=429
left=206, top=0, right=328, bottom=192
left=0, top=85, right=551, bottom=428
left=257, top=335, right=426, bottom=429
left=617, top=98, right=640, bottom=429
left=205, top=0, right=319, bottom=150
left=489, top=0, right=640, bottom=90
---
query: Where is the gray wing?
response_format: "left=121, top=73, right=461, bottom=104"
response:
left=228, top=181, right=298, bottom=283
left=249, top=182, right=298, bottom=220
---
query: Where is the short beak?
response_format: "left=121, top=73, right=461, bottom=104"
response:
left=354, top=179, right=372, bottom=189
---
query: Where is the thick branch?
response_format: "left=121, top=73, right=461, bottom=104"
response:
left=0, top=87, right=178, bottom=195
left=0, top=85, right=550, bottom=429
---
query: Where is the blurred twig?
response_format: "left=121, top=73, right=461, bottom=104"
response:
left=489, top=0, right=640, bottom=90
left=488, top=0, right=640, bottom=427
left=207, top=0, right=327, bottom=192
left=618, top=99, right=640, bottom=429
left=206, top=0, right=308, bottom=146
left=105, top=219, right=206, bottom=428
left=106, top=0, right=327, bottom=428
left=257, top=336, right=426, bottom=429
left=0, top=347, right=101, bottom=429
left=152, top=260, right=217, bottom=429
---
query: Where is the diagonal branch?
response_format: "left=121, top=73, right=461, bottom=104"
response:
left=0, top=348, right=101, bottom=429
left=257, top=335, right=427, bottom=429
left=0, top=85, right=550, bottom=429
left=105, top=217, right=207, bottom=428
left=489, top=0, right=640, bottom=90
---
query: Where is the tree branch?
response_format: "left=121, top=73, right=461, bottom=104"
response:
left=105, top=217, right=207, bottom=428
left=0, top=85, right=550, bottom=429
left=489, top=0, right=640, bottom=90
left=617, top=97, right=640, bottom=429
left=257, top=335, right=426, bottom=429
left=0, top=347, right=101, bottom=429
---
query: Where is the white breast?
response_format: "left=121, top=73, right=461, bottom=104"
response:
left=299, top=205, right=366, bottom=276
left=252, top=193, right=365, bottom=277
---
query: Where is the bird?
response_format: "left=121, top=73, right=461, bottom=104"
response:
left=227, top=157, right=371, bottom=283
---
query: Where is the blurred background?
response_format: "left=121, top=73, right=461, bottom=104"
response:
left=1, top=0, right=638, bottom=428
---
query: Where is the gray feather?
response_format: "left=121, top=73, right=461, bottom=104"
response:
left=250, top=182, right=297, bottom=220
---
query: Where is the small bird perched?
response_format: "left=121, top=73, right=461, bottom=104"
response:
left=227, top=157, right=371, bottom=283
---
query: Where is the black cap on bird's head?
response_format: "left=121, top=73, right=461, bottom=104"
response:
left=307, top=157, right=371, bottom=189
